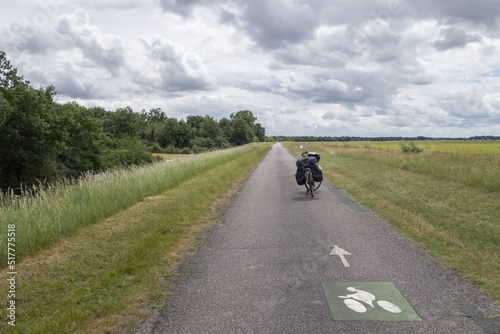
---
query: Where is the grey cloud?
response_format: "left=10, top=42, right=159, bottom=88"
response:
left=219, top=7, right=239, bottom=25
left=0, top=20, right=71, bottom=56
left=26, top=62, right=96, bottom=99
left=439, top=90, right=491, bottom=119
left=75, top=0, right=145, bottom=10
left=158, top=0, right=204, bottom=17
left=240, top=0, right=319, bottom=49
left=56, top=12, right=126, bottom=76
left=269, top=67, right=398, bottom=111
left=411, top=72, right=437, bottom=85
left=322, top=111, right=336, bottom=120
left=273, top=50, right=345, bottom=69
left=3, top=27, right=47, bottom=55
left=412, top=0, right=500, bottom=29
left=432, top=27, right=482, bottom=51
left=137, top=35, right=210, bottom=93
left=56, top=75, right=95, bottom=99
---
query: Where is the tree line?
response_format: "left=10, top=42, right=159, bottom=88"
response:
left=0, top=51, right=268, bottom=192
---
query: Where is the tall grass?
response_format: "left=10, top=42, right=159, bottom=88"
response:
left=0, top=144, right=264, bottom=265
left=343, top=140, right=500, bottom=154
left=317, top=144, right=500, bottom=193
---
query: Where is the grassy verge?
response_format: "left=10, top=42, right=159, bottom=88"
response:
left=0, top=145, right=264, bottom=265
left=0, top=143, right=271, bottom=333
left=338, top=140, right=500, bottom=154
left=284, top=142, right=499, bottom=301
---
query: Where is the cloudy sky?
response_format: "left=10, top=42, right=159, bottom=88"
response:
left=1, top=0, right=499, bottom=137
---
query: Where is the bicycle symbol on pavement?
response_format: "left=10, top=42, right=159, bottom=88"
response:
left=322, top=282, right=422, bottom=321
left=338, top=287, right=402, bottom=314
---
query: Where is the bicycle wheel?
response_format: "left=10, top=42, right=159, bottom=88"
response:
left=308, top=174, right=314, bottom=197
left=343, top=299, right=367, bottom=313
left=377, top=300, right=402, bottom=313
left=313, top=181, right=322, bottom=191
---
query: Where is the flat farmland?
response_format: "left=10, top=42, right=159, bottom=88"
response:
left=337, top=140, right=500, bottom=154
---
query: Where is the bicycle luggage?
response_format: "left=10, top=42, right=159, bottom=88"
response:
left=311, top=165, right=323, bottom=182
left=307, top=152, right=321, bottom=162
left=296, top=156, right=317, bottom=168
left=295, top=168, right=306, bottom=185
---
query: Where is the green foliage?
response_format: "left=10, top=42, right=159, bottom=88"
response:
left=158, top=118, right=193, bottom=149
left=54, top=102, right=106, bottom=178
left=107, top=106, right=141, bottom=137
left=230, top=118, right=254, bottom=145
left=0, top=52, right=63, bottom=189
left=101, top=136, right=160, bottom=169
left=400, top=142, right=423, bottom=153
left=229, top=110, right=265, bottom=144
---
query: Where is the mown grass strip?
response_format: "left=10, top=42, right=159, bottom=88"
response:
left=0, top=144, right=264, bottom=265
left=0, top=143, right=271, bottom=333
left=284, top=142, right=500, bottom=302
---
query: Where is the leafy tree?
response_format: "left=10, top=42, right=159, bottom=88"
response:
left=0, top=51, right=64, bottom=190
left=229, top=118, right=254, bottom=146
left=54, top=102, right=106, bottom=178
left=219, top=117, right=232, bottom=139
left=105, top=106, right=141, bottom=138
left=177, top=119, right=195, bottom=148
left=158, top=118, right=194, bottom=149
left=230, top=110, right=266, bottom=142
left=186, top=115, right=204, bottom=136
left=230, top=110, right=257, bottom=128
left=159, top=117, right=180, bottom=148
left=255, top=123, right=266, bottom=142
left=200, top=115, right=222, bottom=140
left=141, top=108, right=166, bottom=143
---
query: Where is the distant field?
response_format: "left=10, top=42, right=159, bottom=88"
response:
left=334, top=140, right=500, bottom=154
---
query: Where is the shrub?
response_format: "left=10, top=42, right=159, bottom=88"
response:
left=400, top=142, right=423, bottom=153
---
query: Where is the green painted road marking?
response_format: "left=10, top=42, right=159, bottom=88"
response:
left=322, top=282, right=422, bottom=321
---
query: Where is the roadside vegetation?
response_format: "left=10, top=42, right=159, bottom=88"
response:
left=0, top=143, right=271, bottom=333
left=284, top=141, right=500, bottom=301
left=0, top=145, right=266, bottom=265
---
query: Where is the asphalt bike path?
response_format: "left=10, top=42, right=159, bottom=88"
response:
left=153, top=143, right=499, bottom=333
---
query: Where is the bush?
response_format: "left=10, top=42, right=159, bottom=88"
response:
left=400, top=142, right=423, bottom=153
left=102, top=136, right=160, bottom=169
left=149, top=142, right=162, bottom=153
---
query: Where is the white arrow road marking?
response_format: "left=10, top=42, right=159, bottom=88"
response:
left=330, top=245, right=352, bottom=267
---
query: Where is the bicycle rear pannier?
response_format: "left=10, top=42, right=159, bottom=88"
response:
left=311, top=165, right=323, bottom=182
left=295, top=168, right=306, bottom=185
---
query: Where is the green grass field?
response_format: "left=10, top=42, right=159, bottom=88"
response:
left=335, top=140, right=500, bottom=154
left=284, top=141, right=499, bottom=302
